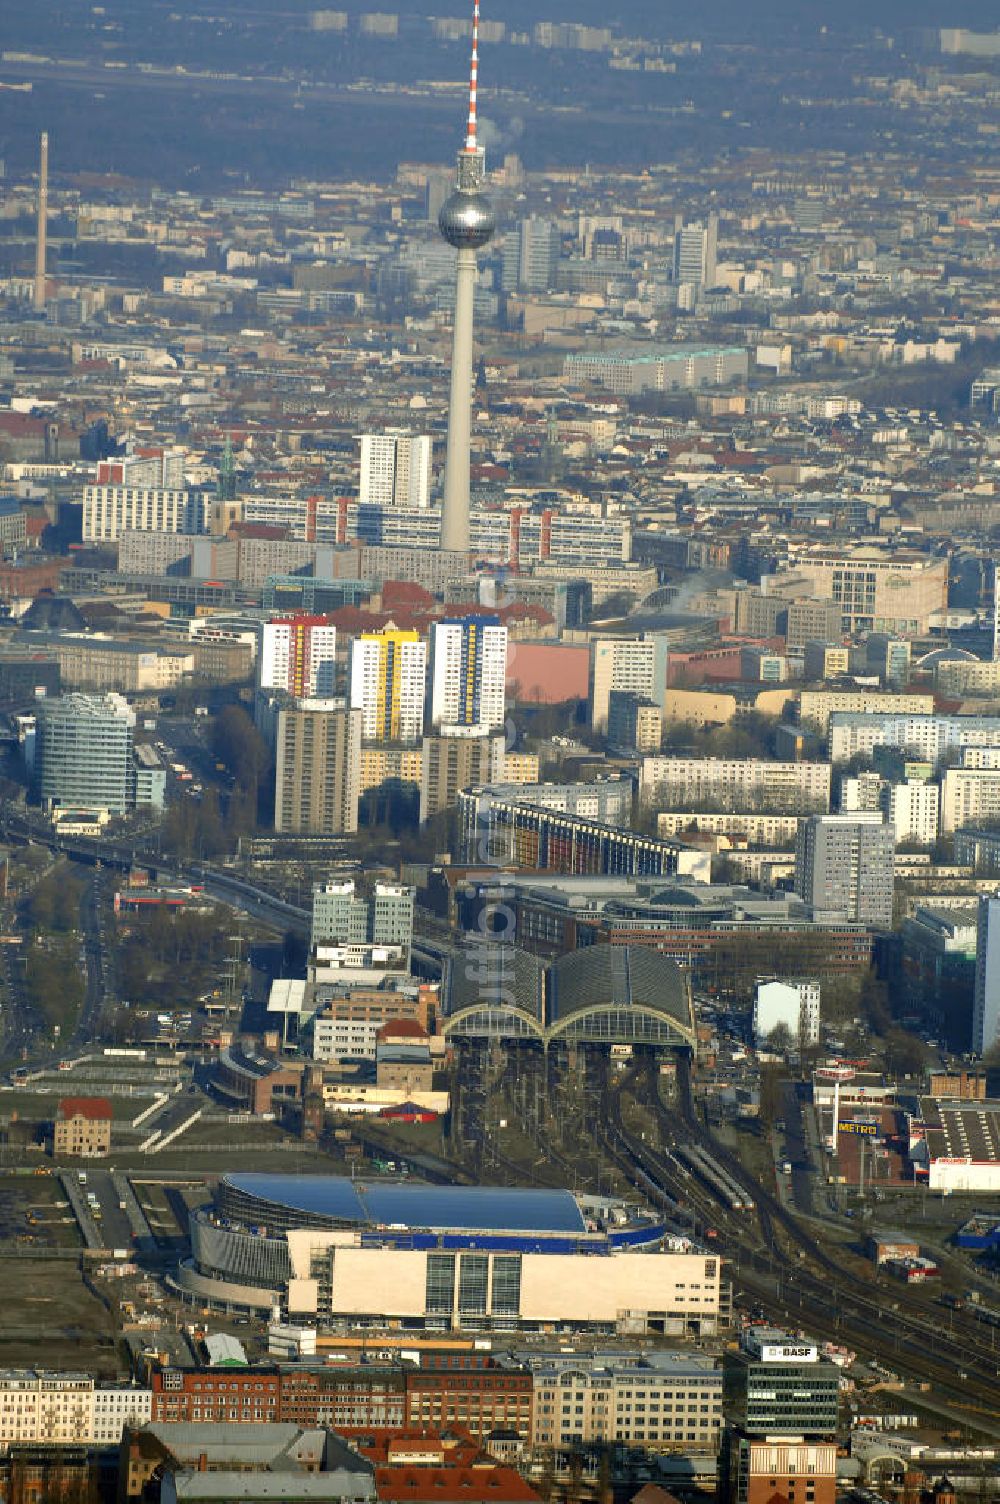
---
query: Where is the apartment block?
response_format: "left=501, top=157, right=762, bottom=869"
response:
left=941, top=768, right=1000, bottom=835
left=274, top=701, right=361, bottom=835
left=358, top=429, right=432, bottom=509
left=607, top=691, right=662, bottom=755
left=886, top=780, right=939, bottom=846
left=428, top=616, right=507, bottom=733
left=259, top=617, right=338, bottom=699
left=564, top=346, right=748, bottom=395
left=798, top=689, right=934, bottom=736
left=829, top=713, right=1000, bottom=765
left=117, top=529, right=194, bottom=575
left=589, top=636, right=667, bottom=733
left=753, top=979, right=821, bottom=1048
left=350, top=630, right=427, bottom=744
left=801, top=641, right=851, bottom=681
left=359, top=744, right=423, bottom=797
left=794, top=814, right=895, bottom=928
left=420, top=729, right=505, bottom=824
left=0, top=1373, right=150, bottom=1451
left=656, top=811, right=801, bottom=847
left=640, top=757, right=831, bottom=814
left=82, top=485, right=209, bottom=542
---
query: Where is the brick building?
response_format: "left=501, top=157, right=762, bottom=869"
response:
left=149, top=1358, right=533, bottom=1444
left=279, top=1366, right=406, bottom=1433
left=404, top=1355, right=533, bottom=1442
left=150, top=1366, right=280, bottom=1424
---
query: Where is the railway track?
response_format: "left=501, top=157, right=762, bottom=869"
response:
left=614, top=1053, right=1000, bottom=1406
left=356, top=1039, right=1000, bottom=1409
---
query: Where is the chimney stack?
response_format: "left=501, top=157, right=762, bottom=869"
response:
left=33, top=132, right=48, bottom=313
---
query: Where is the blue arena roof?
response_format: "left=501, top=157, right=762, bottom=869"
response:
left=223, top=1174, right=586, bottom=1234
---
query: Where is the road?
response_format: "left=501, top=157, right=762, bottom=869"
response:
left=81, top=1167, right=135, bottom=1250
left=782, top=1078, right=816, bottom=1215
left=76, top=866, right=113, bottom=1047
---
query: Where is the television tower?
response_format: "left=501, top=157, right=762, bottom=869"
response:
left=437, top=0, right=495, bottom=553
left=33, top=132, right=48, bottom=313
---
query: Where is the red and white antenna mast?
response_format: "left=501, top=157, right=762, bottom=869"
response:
left=465, top=0, right=480, bottom=152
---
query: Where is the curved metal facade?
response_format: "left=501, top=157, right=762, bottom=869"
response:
left=444, top=942, right=695, bottom=1046
left=191, top=1211, right=291, bottom=1290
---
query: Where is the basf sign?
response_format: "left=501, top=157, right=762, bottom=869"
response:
left=759, top=1344, right=819, bottom=1363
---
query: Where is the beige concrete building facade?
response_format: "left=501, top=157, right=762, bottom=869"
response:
left=656, top=811, right=802, bottom=846
left=420, top=731, right=504, bottom=823
left=530, top=1354, right=722, bottom=1451
left=274, top=701, right=361, bottom=835
left=280, top=1242, right=722, bottom=1334
left=798, top=689, right=934, bottom=735
left=783, top=549, right=948, bottom=633
left=662, top=686, right=788, bottom=728
left=358, top=744, right=423, bottom=797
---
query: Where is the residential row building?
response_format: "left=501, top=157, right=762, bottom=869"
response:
left=828, top=713, right=1000, bottom=764
left=0, top=1373, right=150, bottom=1452
left=82, top=484, right=209, bottom=542
left=238, top=494, right=633, bottom=568
left=640, top=756, right=832, bottom=814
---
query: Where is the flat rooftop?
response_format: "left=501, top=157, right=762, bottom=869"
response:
left=920, top=1098, right=1000, bottom=1164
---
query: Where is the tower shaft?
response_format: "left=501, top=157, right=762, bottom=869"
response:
left=436, top=0, right=493, bottom=558
left=33, top=132, right=48, bottom=313
left=441, top=246, right=477, bottom=552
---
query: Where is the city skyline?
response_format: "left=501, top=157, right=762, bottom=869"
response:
left=0, top=0, right=994, bottom=1482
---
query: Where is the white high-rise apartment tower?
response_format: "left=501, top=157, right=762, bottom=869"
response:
left=429, top=615, right=507, bottom=732
left=358, top=430, right=433, bottom=509
left=672, top=214, right=718, bottom=290
left=349, top=629, right=427, bottom=744
left=259, top=617, right=338, bottom=699
left=974, top=893, right=1000, bottom=1055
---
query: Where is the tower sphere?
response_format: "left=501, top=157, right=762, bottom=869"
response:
left=439, top=190, right=496, bottom=250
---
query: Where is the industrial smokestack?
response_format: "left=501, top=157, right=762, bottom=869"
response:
left=33, top=132, right=48, bottom=313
